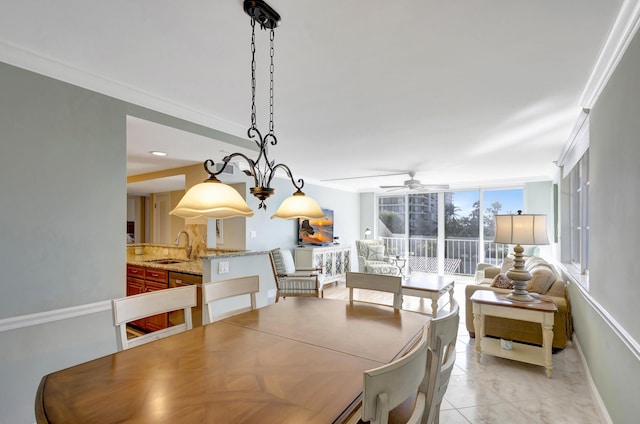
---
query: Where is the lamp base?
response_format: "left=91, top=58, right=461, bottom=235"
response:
left=506, top=280, right=540, bottom=303
left=504, top=244, right=540, bottom=303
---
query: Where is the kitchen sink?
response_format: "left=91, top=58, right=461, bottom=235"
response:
left=145, top=259, right=190, bottom=264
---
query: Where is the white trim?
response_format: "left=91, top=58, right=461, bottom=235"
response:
left=573, top=335, right=613, bottom=424
left=0, top=40, right=246, bottom=139
left=0, top=300, right=112, bottom=333
left=579, top=0, right=640, bottom=108
left=556, top=108, right=590, bottom=170
left=560, top=264, right=640, bottom=361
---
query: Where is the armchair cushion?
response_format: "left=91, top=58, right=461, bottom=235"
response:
left=367, top=245, right=386, bottom=261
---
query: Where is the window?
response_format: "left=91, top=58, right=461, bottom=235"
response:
left=566, top=149, right=589, bottom=277
left=376, top=188, right=523, bottom=275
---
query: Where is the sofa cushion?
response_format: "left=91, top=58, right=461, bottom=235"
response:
left=491, top=273, right=513, bottom=289
left=526, top=266, right=556, bottom=294
left=500, top=256, right=514, bottom=273
left=525, top=256, right=548, bottom=270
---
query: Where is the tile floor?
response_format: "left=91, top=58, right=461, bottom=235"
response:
left=322, top=276, right=606, bottom=424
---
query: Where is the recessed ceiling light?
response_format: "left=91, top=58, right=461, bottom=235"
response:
left=150, top=151, right=168, bottom=157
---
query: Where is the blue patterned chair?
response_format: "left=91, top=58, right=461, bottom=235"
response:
left=355, top=240, right=400, bottom=276
left=268, top=248, right=326, bottom=301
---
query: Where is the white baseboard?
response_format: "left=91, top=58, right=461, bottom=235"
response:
left=0, top=300, right=112, bottom=333
left=573, top=334, right=613, bottom=424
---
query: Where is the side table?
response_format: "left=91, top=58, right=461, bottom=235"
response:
left=470, top=290, right=557, bottom=378
left=390, top=256, right=407, bottom=276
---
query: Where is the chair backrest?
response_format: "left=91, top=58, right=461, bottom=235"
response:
left=346, top=272, right=402, bottom=309
left=422, top=300, right=460, bottom=424
left=203, top=275, right=259, bottom=323
left=112, top=285, right=197, bottom=351
left=269, top=248, right=296, bottom=275
left=361, top=325, right=429, bottom=424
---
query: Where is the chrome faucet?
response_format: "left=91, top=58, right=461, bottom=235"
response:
left=175, top=231, right=192, bottom=259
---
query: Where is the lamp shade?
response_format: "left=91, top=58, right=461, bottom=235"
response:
left=169, top=180, right=254, bottom=219
left=271, top=192, right=327, bottom=220
left=493, top=213, right=550, bottom=245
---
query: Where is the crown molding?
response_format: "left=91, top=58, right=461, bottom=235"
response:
left=0, top=41, right=246, bottom=138
left=579, top=0, right=640, bottom=108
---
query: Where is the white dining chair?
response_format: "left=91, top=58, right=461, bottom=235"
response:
left=346, top=272, right=403, bottom=309
left=112, top=284, right=197, bottom=351
left=352, top=324, right=429, bottom=424
left=422, top=300, right=459, bottom=424
left=203, top=275, right=259, bottom=323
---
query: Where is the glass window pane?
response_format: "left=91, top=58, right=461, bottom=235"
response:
left=482, top=189, right=523, bottom=265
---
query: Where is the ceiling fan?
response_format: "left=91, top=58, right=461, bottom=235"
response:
left=380, top=172, right=449, bottom=192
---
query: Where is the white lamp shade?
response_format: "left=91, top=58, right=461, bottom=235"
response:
left=169, top=181, right=254, bottom=219
left=493, top=213, right=550, bottom=245
left=271, top=192, right=327, bottom=220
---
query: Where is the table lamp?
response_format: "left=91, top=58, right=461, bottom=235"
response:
left=364, top=228, right=372, bottom=239
left=493, top=210, right=550, bottom=302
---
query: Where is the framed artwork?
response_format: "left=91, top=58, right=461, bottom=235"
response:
left=216, top=219, right=224, bottom=244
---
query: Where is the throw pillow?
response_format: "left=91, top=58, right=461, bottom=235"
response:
left=526, top=266, right=556, bottom=294
left=500, top=256, right=515, bottom=273
left=491, top=273, right=513, bottom=289
left=368, top=245, right=386, bottom=261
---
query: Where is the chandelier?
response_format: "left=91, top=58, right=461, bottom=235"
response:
left=170, top=0, right=326, bottom=220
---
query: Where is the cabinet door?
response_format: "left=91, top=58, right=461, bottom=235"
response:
left=126, top=277, right=146, bottom=329
left=144, top=281, right=169, bottom=332
left=324, top=251, right=335, bottom=276
left=313, top=251, right=324, bottom=271
left=343, top=248, right=351, bottom=272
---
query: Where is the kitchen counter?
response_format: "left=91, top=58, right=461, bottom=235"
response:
left=126, top=245, right=269, bottom=276
left=126, top=255, right=204, bottom=275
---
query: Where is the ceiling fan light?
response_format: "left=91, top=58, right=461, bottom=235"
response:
left=271, top=191, right=327, bottom=220
left=169, top=180, right=254, bottom=219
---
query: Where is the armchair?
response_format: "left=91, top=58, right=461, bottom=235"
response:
left=268, top=248, right=325, bottom=301
left=355, top=240, right=400, bottom=276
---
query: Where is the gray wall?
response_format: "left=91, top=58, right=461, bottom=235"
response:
left=0, top=61, right=360, bottom=423
left=567, top=26, right=640, bottom=424
left=244, top=177, right=360, bottom=254
left=0, top=62, right=125, bottom=423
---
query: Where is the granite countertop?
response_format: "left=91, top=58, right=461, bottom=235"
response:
left=127, top=248, right=270, bottom=276
left=126, top=255, right=204, bottom=276
left=199, top=250, right=270, bottom=259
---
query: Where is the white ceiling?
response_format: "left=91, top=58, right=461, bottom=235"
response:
left=1, top=0, right=629, bottom=194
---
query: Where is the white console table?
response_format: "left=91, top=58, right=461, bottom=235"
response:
left=294, top=245, right=351, bottom=285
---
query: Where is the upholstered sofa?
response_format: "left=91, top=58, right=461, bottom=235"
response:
left=465, top=256, right=572, bottom=349
left=355, top=240, right=400, bottom=276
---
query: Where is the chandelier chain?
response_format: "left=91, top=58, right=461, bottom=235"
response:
left=269, top=28, right=275, bottom=135
left=250, top=18, right=257, bottom=129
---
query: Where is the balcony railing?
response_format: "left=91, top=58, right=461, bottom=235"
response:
left=379, top=236, right=510, bottom=275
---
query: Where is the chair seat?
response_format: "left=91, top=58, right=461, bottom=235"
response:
left=365, top=262, right=400, bottom=275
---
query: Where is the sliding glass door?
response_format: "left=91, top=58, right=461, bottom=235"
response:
left=376, top=188, right=522, bottom=275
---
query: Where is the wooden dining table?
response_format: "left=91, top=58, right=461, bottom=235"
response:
left=35, top=297, right=429, bottom=423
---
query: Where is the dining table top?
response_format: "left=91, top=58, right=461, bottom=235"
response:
left=35, top=297, right=429, bottom=423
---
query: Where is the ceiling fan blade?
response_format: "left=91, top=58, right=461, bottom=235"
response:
left=380, top=185, right=407, bottom=189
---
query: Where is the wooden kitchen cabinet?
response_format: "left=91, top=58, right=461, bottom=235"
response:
left=126, top=264, right=169, bottom=332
